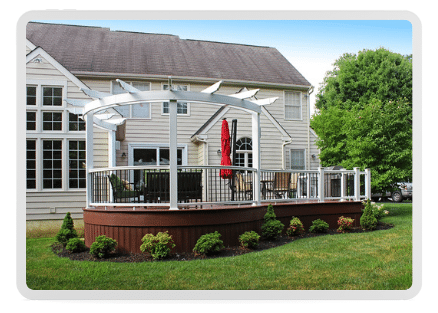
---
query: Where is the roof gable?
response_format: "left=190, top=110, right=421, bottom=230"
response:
left=26, top=22, right=311, bottom=87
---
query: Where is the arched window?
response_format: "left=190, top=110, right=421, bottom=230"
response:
left=235, top=137, right=252, bottom=168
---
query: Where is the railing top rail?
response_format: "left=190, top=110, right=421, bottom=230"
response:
left=89, top=165, right=257, bottom=173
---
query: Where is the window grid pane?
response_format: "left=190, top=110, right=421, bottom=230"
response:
left=26, top=140, right=36, bottom=189
left=26, top=112, right=36, bottom=130
left=69, top=113, right=86, bottom=131
left=69, top=140, right=86, bottom=188
left=290, top=150, right=305, bottom=170
left=43, top=140, right=62, bottom=189
left=163, top=84, right=188, bottom=115
left=42, top=87, right=62, bottom=106
left=27, top=86, right=36, bottom=105
left=43, top=112, right=62, bottom=131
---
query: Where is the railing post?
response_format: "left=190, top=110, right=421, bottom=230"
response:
left=354, top=167, right=361, bottom=201
left=365, top=168, right=371, bottom=200
left=169, top=99, right=178, bottom=210
left=85, top=112, right=94, bottom=208
left=340, top=172, right=345, bottom=201
left=318, top=167, right=325, bottom=202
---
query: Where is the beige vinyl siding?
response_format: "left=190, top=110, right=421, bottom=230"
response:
left=26, top=191, right=86, bottom=220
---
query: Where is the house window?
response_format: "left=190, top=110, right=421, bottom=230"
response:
left=285, top=91, right=302, bottom=120
left=42, top=87, right=63, bottom=106
left=26, top=112, right=36, bottom=130
left=290, top=149, right=305, bottom=170
left=42, top=112, right=62, bottom=131
left=69, top=113, right=85, bottom=131
left=162, top=84, right=189, bottom=115
left=27, top=86, right=37, bottom=105
left=133, top=147, right=183, bottom=166
left=42, top=140, right=63, bottom=189
left=69, top=140, right=86, bottom=188
left=235, top=137, right=253, bottom=168
left=111, top=81, right=151, bottom=118
left=26, top=140, right=36, bottom=189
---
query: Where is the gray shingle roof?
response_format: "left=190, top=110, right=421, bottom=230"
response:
left=26, top=22, right=311, bottom=86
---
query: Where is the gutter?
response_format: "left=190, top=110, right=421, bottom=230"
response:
left=282, top=138, right=293, bottom=170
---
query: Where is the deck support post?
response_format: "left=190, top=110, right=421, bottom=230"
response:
left=86, top=112, right=94, bottom=208
left=252, top=112, right=261, bottom=205
left=169, top=99, right=178, bottom=210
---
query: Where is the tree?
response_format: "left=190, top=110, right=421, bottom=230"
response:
left=311, top=48, right=412, bottom=192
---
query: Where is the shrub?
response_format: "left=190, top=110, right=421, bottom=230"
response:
left=56, top=212, right=78, bottom=246
left=261, top=220, right=284, bottom=240
left=264, top=204, right=277, bottom=222
left=65, top=238, right=87, bottom=253
left=89, top=235, right=117, bottom=258
left=337, top=216, right=355, bottom=233
left=309, top=219, right=329, bottom=233
left=239, top=231, right=261, bottom=249
left=193, top=231, right=224, bottom=256
left=140, top=231, right=176, bottom=260
left=286, top=217, right=305, bottom=237
left=361, top=200, right=378, bottom=230
left=370, top=202, right=389, bottom=221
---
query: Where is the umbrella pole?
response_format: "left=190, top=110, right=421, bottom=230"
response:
left=230, top=119, right=237, bottom=201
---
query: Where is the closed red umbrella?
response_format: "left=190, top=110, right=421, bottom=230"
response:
left=220, top=119, right=232, bottom=179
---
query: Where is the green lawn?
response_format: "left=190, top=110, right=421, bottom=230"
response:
left=26, top=203, right=412, bottom=290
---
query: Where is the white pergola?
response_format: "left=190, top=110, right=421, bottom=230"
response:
left=66, top=79, right=278, bottom=209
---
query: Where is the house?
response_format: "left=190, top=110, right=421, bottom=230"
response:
left=25, top=22, right=320, bottom=220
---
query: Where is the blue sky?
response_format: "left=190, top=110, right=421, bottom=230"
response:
left=35, top=19, right=413, bottom=114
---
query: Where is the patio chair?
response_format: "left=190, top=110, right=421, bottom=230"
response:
left=108, top=174, right=141, bottom=203
left=271, top=172, right=292, bottom=199
left=235, top=173, right=253, bottom=200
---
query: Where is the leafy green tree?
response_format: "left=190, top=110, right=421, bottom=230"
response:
left=311, top=48, right=412, bottom=192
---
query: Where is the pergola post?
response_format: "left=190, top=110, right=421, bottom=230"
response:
left=354, top=167, right=361, bottom=201
left=85, top=112, right=94, bottom=208
left=169, top=99, right=178, bottom=210
left=252, top=112, right=261, bottom=205
left=365, top=168, right=371, bottom=200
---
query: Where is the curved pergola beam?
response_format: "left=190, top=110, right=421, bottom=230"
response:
left=82, top=89, right=262, bottom=115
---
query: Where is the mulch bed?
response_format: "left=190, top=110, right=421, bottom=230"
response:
left=52, top=222, right=393, bottom=263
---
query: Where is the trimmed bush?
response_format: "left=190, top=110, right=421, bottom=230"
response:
left=309, top=219, right=329, bottom=233
left=140, top=231, right=176, bottom=260
left=337, top=216, right=354, bottom=233
left=264, top=204, right=277, bottom=222
left=286, top=217, right=305, bottom=237
left=261, top=220, right=284, bottom=240
left=193, top=231, right=224, bottom=256
left=89, top=235, right=117, bottom=258
left=56, top=212, right=78, bottom=246
left=361, top=200, right=378, bottom=230
left=239, top=231, right=261, bottom=249
left=65, top=238, right=87, bottom=253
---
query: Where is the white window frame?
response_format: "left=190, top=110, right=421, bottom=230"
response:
left=111, top=80, right=152, bottom=119
left=161, top=83, right=190, bottom=116
left=290, top=148, right=306, bottom=170
left=26, top=79, right=86, bottom=192
left=284, top=90, right=302, bottom=120
left=127, top=143, right=188, bottom=167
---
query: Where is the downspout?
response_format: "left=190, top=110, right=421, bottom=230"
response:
left=282, top=139, right=293, bottom=170
left=307, top=86, right=314, bottom=169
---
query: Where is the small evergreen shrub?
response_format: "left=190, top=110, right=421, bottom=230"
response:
left=261, top=220, right=284, bottom=240
left=56, top=212, right=78, bottom=246
left=238, top=231, right=261, bottom=249
left=337, top=216, right=354, bottom=233
left=89, top=235, right=117, bottom=258
left=140, top=231, right=176, bottom=260
left=309, top=219, right=329, bottom=233
left=360, top=200, right=378, bottom=230
left=193, top=231, right=224, bottom=256
left=261, top=204, right=284, bottom=240
left=65, top=238, right=87, bottom=253
left=286, top=217, right=305, bottom=237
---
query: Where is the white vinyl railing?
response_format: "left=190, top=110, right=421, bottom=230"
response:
left=87, top=166, right=371, bottom=208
